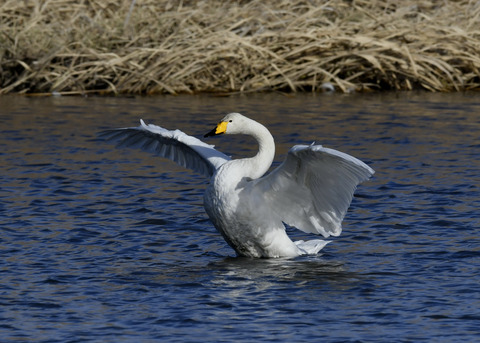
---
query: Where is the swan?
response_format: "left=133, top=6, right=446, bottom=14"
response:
left=100, top=113, right=374, bottom=258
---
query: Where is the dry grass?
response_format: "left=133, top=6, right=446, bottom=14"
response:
left=1, top=0, right=480, bottom=95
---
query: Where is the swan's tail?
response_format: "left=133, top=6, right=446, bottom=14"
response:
left=295, top=240, right=330, bottom=255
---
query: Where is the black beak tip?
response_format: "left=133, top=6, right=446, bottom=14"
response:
left=204, top=128, right=216, bottom=138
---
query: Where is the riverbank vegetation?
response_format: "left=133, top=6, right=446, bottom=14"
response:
left=1, top=0, right=480, bottom=95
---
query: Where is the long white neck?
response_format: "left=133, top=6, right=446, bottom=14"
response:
left=238, top=121, right=275, bottom=180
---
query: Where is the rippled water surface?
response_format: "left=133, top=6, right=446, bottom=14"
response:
left=1, top=92, right=479, bottom=342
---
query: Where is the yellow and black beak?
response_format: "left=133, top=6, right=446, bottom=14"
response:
left=204, top=121, right=228, bottom=137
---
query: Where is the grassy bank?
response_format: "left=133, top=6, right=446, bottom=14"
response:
left=1, top=0, right=480, bottom=95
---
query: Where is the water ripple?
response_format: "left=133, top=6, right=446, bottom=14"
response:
left=1, top=93, right=479, bottom=342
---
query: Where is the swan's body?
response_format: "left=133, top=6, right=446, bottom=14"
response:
left=100, top=113, right=374, bottom=258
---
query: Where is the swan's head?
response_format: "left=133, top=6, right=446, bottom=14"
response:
left=204, top=113, right=250, bottom=137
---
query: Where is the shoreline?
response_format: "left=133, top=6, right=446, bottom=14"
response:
left=1, top=0, right=480, bottom=95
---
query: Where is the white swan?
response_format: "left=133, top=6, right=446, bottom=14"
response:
left=100, top=113, right=374, bottom=258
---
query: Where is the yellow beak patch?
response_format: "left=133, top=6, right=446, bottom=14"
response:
left=215, top=121, right=228, bottom=135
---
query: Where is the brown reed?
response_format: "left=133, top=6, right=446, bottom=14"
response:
left=1, top=0, right=480, bottom=95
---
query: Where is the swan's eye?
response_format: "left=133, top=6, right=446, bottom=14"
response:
left=229, top=120, right=233, bottom=123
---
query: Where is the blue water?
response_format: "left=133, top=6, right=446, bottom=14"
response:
left=1, top=92, right=479, bottom=342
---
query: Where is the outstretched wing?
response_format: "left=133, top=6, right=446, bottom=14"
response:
left=99, top=120, right=230, bottom=177
left=255, top=144, right=374, bottom=237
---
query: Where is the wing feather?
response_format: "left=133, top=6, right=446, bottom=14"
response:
left=99, top=120, right=230, bottom=177
left=255, top=144, right=374, bottom=237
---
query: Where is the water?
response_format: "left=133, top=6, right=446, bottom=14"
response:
left=1, top=92, right=479, bottom=342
